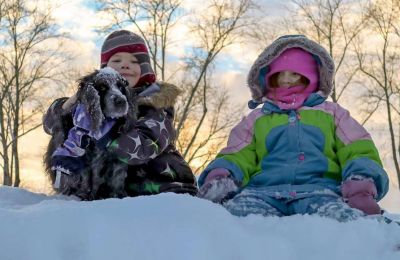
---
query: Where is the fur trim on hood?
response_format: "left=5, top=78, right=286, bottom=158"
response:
left=137, top=82, right=181, bottom=109
left=247, top=35, right=335, bottom=103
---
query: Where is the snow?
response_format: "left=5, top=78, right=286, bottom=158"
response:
left=1, top=186, right=400, bottom=260
left=98, top=66, right=119, bottom=77
left=380, top=183, right=400, bottom=214
left=95, top=66, right=124, bottom=87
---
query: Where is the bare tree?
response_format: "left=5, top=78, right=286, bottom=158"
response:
left=354, top=0, right=400, bottom=188
left=175, top=0, right=253, bottom=136
left=282, top=0, right=369, bottom=103
left=175, top=68, right=244, bottom=170
left=0, top=0, right=69, bottom=186
left=96, top=0, right=183, bottom=81
left=0, top=1, right=4, bottom=23
left=393, top=1, right=400, bottom=167
left=171, top=0, right=253, bottom=170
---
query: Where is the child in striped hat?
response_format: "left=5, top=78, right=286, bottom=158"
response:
left=100, top=30, right=156, bottom=88
left=43, top=30, right=198, bottom=200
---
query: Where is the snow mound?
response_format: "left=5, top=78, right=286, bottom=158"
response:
left=1, top=186, right=399, bottom=260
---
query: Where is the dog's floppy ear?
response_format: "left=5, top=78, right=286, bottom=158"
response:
left=118, top=84, right=138, bottom=133
left=77, top=71, right=105, bottom=132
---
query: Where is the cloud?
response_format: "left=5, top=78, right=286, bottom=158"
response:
left=214, top=70, right=251, bottom=105
left=52, top=1, right=105, bottom=41
left=43, top=0, right=105, bottom=68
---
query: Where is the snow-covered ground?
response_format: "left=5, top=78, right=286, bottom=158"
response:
left=379, top=183, right=400, bottom=214
left=1, top=186, right=399, bottom=260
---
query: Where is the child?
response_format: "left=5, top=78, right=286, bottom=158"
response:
left=43, top=30, right=198, bottom=199
left=197, top=35, right=389, bottom=222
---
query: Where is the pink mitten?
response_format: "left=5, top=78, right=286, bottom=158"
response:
left=203, top=168, right=231, bottom=185
left=198, top=168, right=238, bottom=203
left=342, top=179, right=381, bottom=215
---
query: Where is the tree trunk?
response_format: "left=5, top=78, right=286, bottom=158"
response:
left=385, top=91, right=400, bottom=187
left=12, top=140, right=20, bottom=187
left=0, top=105, right=12, bottom=185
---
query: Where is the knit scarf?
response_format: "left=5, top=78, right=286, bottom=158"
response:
left=266, top=84, right=317, bottom=110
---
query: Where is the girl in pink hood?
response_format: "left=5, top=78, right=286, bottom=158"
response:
left=265, top=47, right=319, bottom=110
left=197, top=35, right=390, bottom=223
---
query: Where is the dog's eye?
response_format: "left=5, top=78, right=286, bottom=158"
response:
left=96, top=83, right=108, bottom=93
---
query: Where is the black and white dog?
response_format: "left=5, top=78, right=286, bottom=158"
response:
left=44, top=67, right=137, bottom=200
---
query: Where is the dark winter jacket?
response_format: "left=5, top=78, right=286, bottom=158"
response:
left=43, top=82, right=198, bottom=197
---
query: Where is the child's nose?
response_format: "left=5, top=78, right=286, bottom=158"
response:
left=281, top=73, right=292, bottom=83
left=120, top=61, right=130, bottom=69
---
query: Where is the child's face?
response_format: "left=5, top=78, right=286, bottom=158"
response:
left=276, top=71, right=304, bottom=88
left=107, top=52, right=141, bottom=88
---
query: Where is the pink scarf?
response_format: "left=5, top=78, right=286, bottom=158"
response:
left=266, top=84, right=317, bottom=110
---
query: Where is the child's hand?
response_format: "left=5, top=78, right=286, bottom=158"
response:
left=198, top=168, right=239, bottom=203
left=62, top=93, right=78, bottom=112
left=341, top=179, right=381, bottom=215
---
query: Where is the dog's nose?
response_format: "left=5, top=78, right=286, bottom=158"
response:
left=113, top=96, right=126, bottom=106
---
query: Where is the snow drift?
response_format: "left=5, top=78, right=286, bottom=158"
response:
left=0, top=186, right=399, bottom=260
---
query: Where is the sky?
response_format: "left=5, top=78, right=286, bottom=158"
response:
left=7, top=0, right=400, bottom=213
left=1, top=186, right=400, bottom=260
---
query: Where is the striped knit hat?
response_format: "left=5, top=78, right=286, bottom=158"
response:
left=100, top=30, right=156, bottom=86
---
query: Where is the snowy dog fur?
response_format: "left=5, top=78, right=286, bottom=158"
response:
left=44, top=68, right=137, bottom=200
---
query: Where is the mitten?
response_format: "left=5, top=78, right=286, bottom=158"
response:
left=342, top=179, right=381, bottom=215
left=203, top=168, right=231, bottom=185
left=51, top=104, right=114, bottom=187
left=198, top=168, right=239, bottom=203
left=51, top=122, right=91, bottom=178
left=73, top=104, right=116, bottom=142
